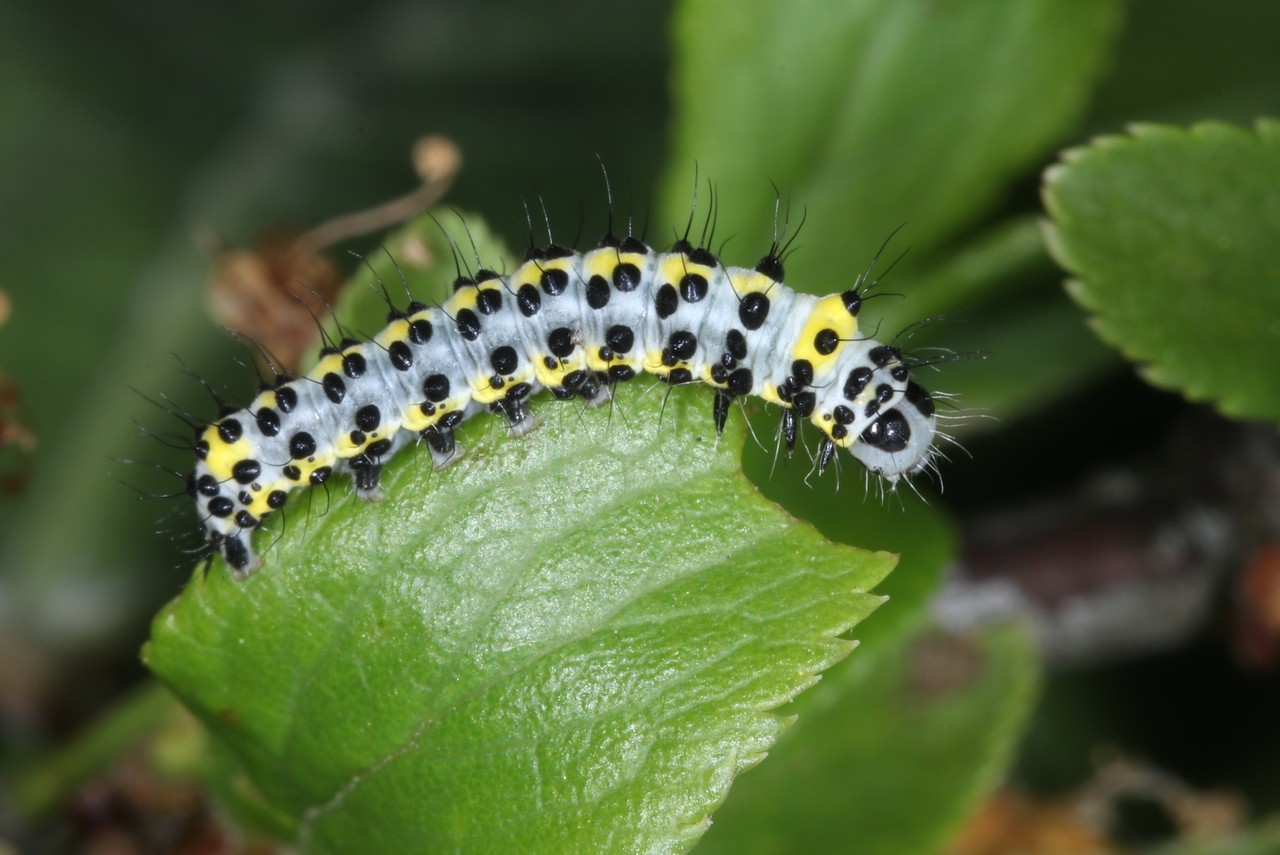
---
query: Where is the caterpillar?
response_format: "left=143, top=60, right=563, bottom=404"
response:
left=189, top=206, right=941, bottom=578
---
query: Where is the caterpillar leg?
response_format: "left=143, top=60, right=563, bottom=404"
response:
left=353, top=467, right=385, bottom=501
left=780, top=409, right=798, bottom=454
left=713, top=389, right=734, bottom=434
left=212, top=530, right=261, bottom=579
left=492, top=387, right=539, bottom=437
left=506, top=410, right=541, bottom=437
left=424, top=408, right=472, bottom=468
left=582, top=374, right=612, bottom=408
left=551, top=371, right=611, bottom=407
left=712, top=368, right=753, bottom=434
left=817, top=437, right=837, bottom=474
left=350, top=437, right=397, bottom=501
left=552, top=370, right=588, bottom=399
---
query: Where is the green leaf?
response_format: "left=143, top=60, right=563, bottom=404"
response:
left=144, top=260, right=899, bottom=853
left=742, top=436, right=956, bottom=650
left=660, top=0, right=1121, bottom=325
left=1044, top=120, right=1280, bottom=420
left=12, top=683, right=176, bottom=819
left=931, top=288, right=1119, bottom=422
left=697, top=624, right=1039, bottom=855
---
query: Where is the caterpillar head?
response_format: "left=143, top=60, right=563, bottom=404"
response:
left=817, top=339, right=938, bottom=483
left=849, top=380, right=937, bottom=483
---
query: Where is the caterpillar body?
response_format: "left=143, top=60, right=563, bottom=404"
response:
left=190, top=226, right=939, bottom=577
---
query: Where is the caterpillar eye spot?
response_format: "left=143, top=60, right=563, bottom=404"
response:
left=814, top=329, right=839, bottom=355
left=342, top=353, right=367, bottom=379
left=275, top=386, right=298, bottom=413
left=476, top=289, right=503, bottom=315
left=679, top=273, right=708, bottom=303
left=456, top=309, right=482, bottom=340
left=791, top=359, right=813, bottom=387
left=619, top=237, right=649, bottom=255
left=518, top=284, right=542, bottom=317
left=793, top=391, right=816, bottom=418
left=389, top=341, right=413, bottom=371
left=232, top=459, right=261, bottom=484
left=613, top=263, right=641, bottom=291
left=906, top=381, right=935, bottom=418
left=688, top=247, right=717, bottom=267
left=540, top=268, right=569, bottom=295
left=844, top=367, right=872, bottom=399
left=323, top=373, right=346, bottom=404
left=547, top=328, right=574, bottom=359
left=755, top=255, right=784, bottom=280
left=606, top=325, right=634, bottom=354
left=727, top=369, right=752, bottom=397
left=861, top=410, right=910, bottom=452
left=289, top=432, right=316, bottom=459
left=586, top=276, right=611, bottom=308
left=655, top=284, right=679, bottom=319
left=208, top=497, right=234, bottom=518
left=424, top=374, right=450, bottom=402
left=668, top=331, right=698, bottom=361
left=256, top=407, right=281, bottom=436
left=725, top=329, right=747, bottom=360
left=841, top=289, right=862, bottom=316
left=217, top=419, right=242, bottom=444
left=490, top=346, right=518, bottom=376
left=738, top=293, right=770, bottom=330
left=869, top=345, right=899, bottom=367
left=408, top=319, right=433, bottom=344
left=355, top=405, right=381, bottom=432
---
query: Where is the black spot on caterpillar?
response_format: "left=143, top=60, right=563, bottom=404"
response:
left=189, top=200, right=942, bottom=578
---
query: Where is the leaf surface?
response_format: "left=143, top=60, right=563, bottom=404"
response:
left=660, top=0, right=1121, bottom=326
left=1044, top=120, right=1280, bottom=420
left=698, top=624, right=1039, bottom=855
